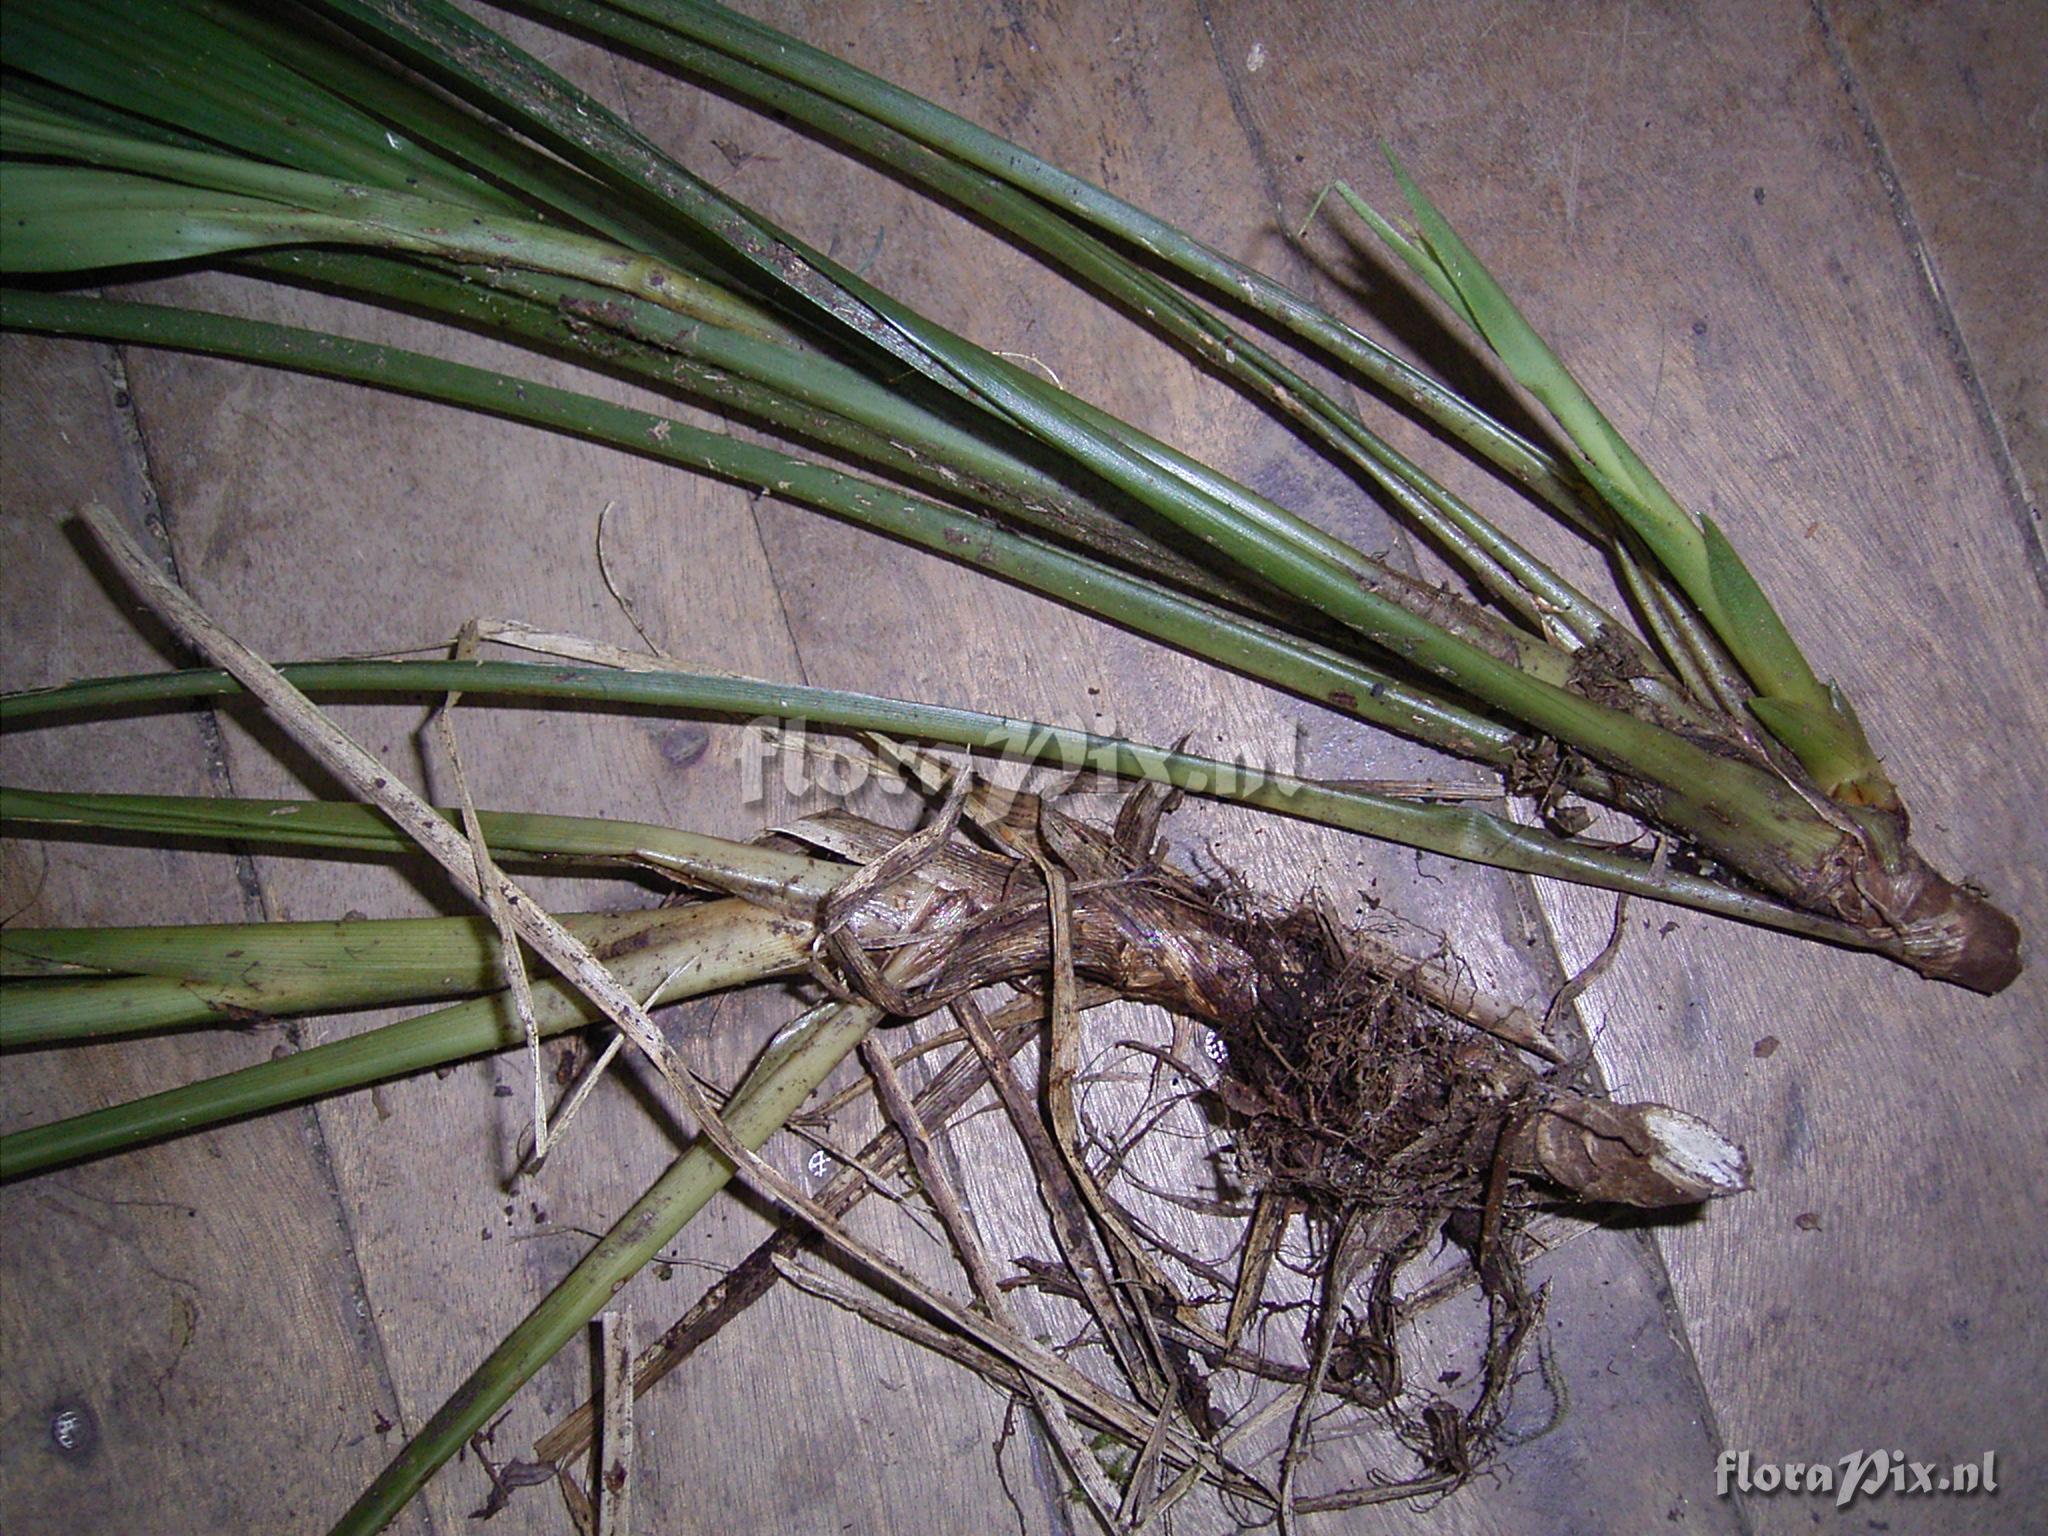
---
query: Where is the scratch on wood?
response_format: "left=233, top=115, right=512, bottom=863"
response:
left=1811, top=0, right=2048, bottom=603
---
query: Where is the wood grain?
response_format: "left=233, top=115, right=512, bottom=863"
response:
left=1830, top=0, right=2047, bottom=596
left=2, top=2, right=2041, bottom=1532
left=1201, top=4, right=2048, bottom=1532
left=0, top=336, right=401, bottom=1533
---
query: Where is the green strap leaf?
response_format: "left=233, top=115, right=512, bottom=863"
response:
left=1322, top=154, right=1896, bottom=802
left=0, top=162, right=374, bottom=270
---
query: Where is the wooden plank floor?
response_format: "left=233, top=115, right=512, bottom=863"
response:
left=2, top=3, right=2040, bottom=1532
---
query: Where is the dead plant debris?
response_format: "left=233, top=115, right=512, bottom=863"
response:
left=509, top=769, right=1747, bottom=1526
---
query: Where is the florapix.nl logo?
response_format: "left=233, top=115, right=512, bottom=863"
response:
left=735, top=713, right=1316, bottom=809
left=1716, top=1449, right=1998, bottom=1509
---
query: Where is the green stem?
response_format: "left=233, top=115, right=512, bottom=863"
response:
left=0, top=287, right=1519, bottom=765
left=0, top=899, right=808, bottom=1178
left=604, top=0, right=1586, bottom=511
left=1611, top=526, right=1753, bottom=717
left=1, top=908, right=681, bottom=1045
left=3, top=975, right=283, bottom=1045
left=522, top=0, right=1632, bottom=663
left=312, top=1, right=1810, bottom=828
left=4, top=665, right=1865, bottom=947
left=0, top=785, right=845, bottom=908
left=327, top=995, right=881, bottom=1536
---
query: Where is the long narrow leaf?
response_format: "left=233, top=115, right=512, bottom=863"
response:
left=3, top=908, right=700, bottom=1044
left=1, top=95, right=790, bottom=339
left=1327, top=163, right=1895, bottom=806
left=0, top=898, right=808, bottom=1178
left=4, top=669, right=1864, bottom=948
left=330, top=996, right=881, bottom=1536
left=0, top=285, right=1525, bottom=766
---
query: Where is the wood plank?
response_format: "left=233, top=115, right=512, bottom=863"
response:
left=4, top=1, right=2040, bottom=1532
left=101, top=267, right=1028, bottom=1536
left=0, top=336, right=402, bottom=1534
left=692, top=1, right=1742, bottom=1529
left=1202, top=3, right=2048, bottom=1532
left=1830, top=0, right=2048, bottom=593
